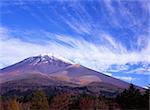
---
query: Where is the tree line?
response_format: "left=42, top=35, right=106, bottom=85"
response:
left=0, top=84, right=149, bottom=110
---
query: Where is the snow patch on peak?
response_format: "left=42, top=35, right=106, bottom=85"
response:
left=39, top=54, right=73, bottom=64
left=25, top=54, right=73, bottom=66
left=40, top=55, right=49, bottom=61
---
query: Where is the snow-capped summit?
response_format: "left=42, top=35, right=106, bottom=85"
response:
left=28, top=54, right=73, bottom=64
left=1, top=55, right=71, bottom=74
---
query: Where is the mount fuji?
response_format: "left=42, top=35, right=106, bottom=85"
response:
left=0, top=55, right=143, bottom=96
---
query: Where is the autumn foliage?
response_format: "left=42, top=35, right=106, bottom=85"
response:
left=0, top=84, right=149, bottom=110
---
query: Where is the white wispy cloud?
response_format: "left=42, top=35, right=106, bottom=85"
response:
left=125, top=67, right=150, bottom=75
left=0, top=27, right=149, bottom=76
left=107, top=64, right=130, bottom=73
left=114, top=76, right=137, bottom=82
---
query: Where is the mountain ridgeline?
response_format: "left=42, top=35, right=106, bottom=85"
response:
left=0, top=55, right=143, bottom=95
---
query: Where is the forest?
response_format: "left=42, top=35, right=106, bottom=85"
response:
left=0, top=84, right=149, bottom=110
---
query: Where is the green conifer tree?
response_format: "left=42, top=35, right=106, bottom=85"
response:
left=116, top=84, right=142, bottom=109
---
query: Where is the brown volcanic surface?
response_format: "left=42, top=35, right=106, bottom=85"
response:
left=0, top=55, right=144, bottom=93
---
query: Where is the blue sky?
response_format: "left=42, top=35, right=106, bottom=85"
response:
left=0, top=0, right=149, bottom=87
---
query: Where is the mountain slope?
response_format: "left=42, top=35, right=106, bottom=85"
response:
left=0, top=55, right=71, bottom=83
left=1, top=55, right=71, bottom=74
left=0, top=55, right=143, bottom=95
left=49, top=64, right=130, bottom=88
